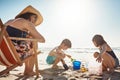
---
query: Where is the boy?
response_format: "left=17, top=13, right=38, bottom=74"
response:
left=94, top=52, right=115, bottom=72
left=46, top=39, right=72, bottom=70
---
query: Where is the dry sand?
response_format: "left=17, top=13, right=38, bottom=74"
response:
left=0, top=52, right=120, bottom=80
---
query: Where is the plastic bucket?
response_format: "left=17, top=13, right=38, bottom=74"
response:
left=73, top=61, right=81, bottom=70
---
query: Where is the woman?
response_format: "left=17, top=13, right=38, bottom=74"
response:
left=5, top=5, right=45, bottom=76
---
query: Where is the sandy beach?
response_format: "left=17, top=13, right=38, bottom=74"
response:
left=0, top=48, right=120, bottom=80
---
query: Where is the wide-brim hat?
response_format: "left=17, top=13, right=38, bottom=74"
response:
left=15, top=5, right=43, bottom=26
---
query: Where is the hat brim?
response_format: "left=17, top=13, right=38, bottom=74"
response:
left=15, top=5, right=43, bottom=26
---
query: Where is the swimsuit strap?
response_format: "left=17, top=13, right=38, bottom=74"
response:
left=106, top=51, right=117, bottom=59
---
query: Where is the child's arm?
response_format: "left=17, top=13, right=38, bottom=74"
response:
left=65, top=54, right=71, bottom=59
left=97, top=44, right=107, bottom=62
left=56, top=49, right=72, bottom=59
left=100, top=44, right=107, bottom=56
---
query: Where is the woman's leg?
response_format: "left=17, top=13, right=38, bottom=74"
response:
left=24, top=60, right=30, bottom=75
left=24, top=56, right=35, bottom=75
left=28, top=56, right=35, bottom=73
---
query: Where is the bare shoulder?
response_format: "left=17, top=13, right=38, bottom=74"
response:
left=17, top=18, right=29, bottom=23
left=5, top=18, right=28, bottom=25
left=5, top=19, right=14, bottom=25
left=18, top=18, right=35, bottom=28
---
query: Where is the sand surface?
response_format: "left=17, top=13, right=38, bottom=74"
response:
left=0, top=51, right=120, bottom=80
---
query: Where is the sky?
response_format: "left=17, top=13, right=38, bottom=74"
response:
left=0, top=0, right=120, bottom=48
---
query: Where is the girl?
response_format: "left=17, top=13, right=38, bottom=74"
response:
left=92, top=34, right=119, bottom=72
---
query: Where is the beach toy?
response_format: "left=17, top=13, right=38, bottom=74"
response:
left=73, top=61, right=81, bottom=70
left=71, top=58, right=76, bottom=62
left=80, top=64, right=87, bottom=73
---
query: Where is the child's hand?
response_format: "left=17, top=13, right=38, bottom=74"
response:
left=66, top=54, right=71, bottom=58
left=96, top=56, right=102, bottom=63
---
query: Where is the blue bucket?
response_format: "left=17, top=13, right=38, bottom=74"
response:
left=73, top=61, right=81, bottom=70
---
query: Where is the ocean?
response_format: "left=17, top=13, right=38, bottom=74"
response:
left=39, top=47, right=120, bottom=67
left=39, top=47, right=120, bottom=58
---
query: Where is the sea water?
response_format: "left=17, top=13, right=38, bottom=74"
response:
left=39, top=47, right=120, bottom=67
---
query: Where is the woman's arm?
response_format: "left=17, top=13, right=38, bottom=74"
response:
left=26, top=21, right=45, bottom=43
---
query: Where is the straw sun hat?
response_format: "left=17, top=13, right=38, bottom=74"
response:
left=15, top=5, right=43, bottom=26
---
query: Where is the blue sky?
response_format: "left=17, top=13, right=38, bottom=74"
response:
left=0, top=0, right=120, bottom=48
